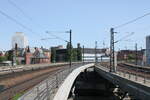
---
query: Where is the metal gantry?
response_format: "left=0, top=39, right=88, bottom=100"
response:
left=110, top=28, right=115, bottom=72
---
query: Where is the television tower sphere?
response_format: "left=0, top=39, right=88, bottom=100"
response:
left=12, top=32, right=28, bottom=49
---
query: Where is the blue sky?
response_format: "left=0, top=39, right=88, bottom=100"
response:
left=0, top=0, right=150, bottom=50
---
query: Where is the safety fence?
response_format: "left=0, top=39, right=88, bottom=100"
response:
left=117, top=68, right=150, bottom=84
left=96, top=63, right=150, bottom=85
left=19, top=64, right=83, bottom=100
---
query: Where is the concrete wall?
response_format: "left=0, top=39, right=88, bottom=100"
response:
left=95, top=66, right=150, bottom=100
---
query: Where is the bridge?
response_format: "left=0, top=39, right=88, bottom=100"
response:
left=12, top=62, right=149, bottom=100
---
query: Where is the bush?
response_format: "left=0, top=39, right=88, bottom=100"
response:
left=0, top=56, right=7, bottom=62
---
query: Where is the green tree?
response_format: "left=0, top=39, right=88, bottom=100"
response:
left=16, top=59, right=19, bottom=65
left=127, top=54, right=135, bottom=62
left=0, top=56, right=7, bottom=62
left=77, top=43, right=82, bottom=61
left=5, top=50, right=13, bottom=61
left=66, top=42, right=73, bottom=61
left=72, top=48, right=77, bottom=61
left=51, top=47, right=56, bottom=63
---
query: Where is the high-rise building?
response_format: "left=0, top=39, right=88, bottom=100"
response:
left=12, top=32, right=28, bottom=49
left=146, top=35, right=150, bottom=65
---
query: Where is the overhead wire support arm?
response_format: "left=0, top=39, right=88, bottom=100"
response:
left=45, top=29, right=72, bottom=69
left=46, top=31, right=69, bottom=43
left=114, top=32, right=134, bottom=43
left=41, top=38, right=57, bottom=40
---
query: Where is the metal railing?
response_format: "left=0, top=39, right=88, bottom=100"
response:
left=96, top=63, right=150, bottom=85
left=19, top=64, right=82, bottom=100
left=116, top=68, right=150, bottom=84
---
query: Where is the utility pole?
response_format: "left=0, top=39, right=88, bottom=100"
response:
left=13, top=43, right=17, bottom=66
left=69, top=29, right=72, bottom=69
left=110, top=28, right=115, bottom=72
left=95, top=41, right=98, bottom=64
left=82, top=45, right=84, bottom=64
left=103, top=41, right=105, bottom=48
left=135, top=43, right=138, bottom=65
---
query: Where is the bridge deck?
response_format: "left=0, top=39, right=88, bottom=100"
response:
left=53, top=63, right=94, bottom=100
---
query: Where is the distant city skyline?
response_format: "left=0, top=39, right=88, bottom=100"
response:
left=0, top=0, right=150, bottom=51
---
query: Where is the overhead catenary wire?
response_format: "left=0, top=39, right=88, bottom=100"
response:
left=47, top=30, right=71, bottom=33
left=8, top=0, right=32, bottom=21
left=41, top=37, right=57, bottom=40
left=46, top=31, right=69, bottom=43
left=8, top=0, right=71, bottom=42
left=0, top=9, right=36, bottom=33
left=7, top=0, right=45, bottom=29
left=114, top=12, right=150, bottom=29
left=114, top=32, right=134, bottom=43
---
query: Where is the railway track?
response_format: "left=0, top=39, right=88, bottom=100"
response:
left=0, top=64, right=68, bottom=100
left=117, top=63, right=150, bottom=79
left=98, top=62, right=150, bottom=79
left=118, top=63, right=150, bottom=73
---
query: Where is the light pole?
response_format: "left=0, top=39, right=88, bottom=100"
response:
left=95, top=41, right=98, bottom=65
left=12, top=43, right=17, bottom=66
left=64, top=30, right=72, bottom=69
left=82, top=45, right=85, bottom=65
left=135, top=43, right=138, bottom=65
left=67, top=30, right=72, bottom=69
left=70, top=30, right=72, bottom=69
